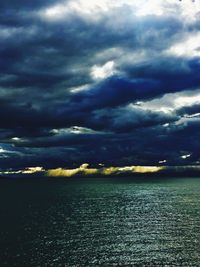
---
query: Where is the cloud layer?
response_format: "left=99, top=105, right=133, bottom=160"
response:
left=0, top=0, right=200, bottom=170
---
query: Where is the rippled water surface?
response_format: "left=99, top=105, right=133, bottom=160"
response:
left=0, top=177, right=200, bottom=266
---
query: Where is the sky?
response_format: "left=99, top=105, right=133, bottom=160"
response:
left=0, top=0, right=200, bottom=172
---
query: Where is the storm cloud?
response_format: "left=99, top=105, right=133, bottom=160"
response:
left=0, top=0, right=200, bottom=170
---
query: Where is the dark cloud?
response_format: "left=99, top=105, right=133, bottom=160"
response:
left=0, top=0, right=200, bottom=170
left=177, top=104, right=200, bottom=117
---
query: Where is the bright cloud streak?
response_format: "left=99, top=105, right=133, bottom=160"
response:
left=181, top=154, right=191, bottom=159
left=2, top=165, right=200, bottom=177
left=167, top=32, right=200, bottom=58
left=91, top=61, right=116, bottom=80
left=140, top=90, right=200, bottom=114
left=47, top=164, right=165, bottom=177
left=41, top=0, right=200, bottom=23
left=159, top=160, right=167, bottom=164
left=135, top=0, right=164, bottom=17
left=175, top=94, right=200, bottom=108
left=0, top=167, right=45, bottom=175
left=47, top=163, right=98, bottom=177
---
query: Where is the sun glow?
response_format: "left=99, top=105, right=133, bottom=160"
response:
left=47, top=164, right=165, bottom=177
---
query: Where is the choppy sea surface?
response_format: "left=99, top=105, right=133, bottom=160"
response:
left=0, top=177, right=200, bottom=267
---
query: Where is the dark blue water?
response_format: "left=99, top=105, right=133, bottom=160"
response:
left=0, top=177, right=200, bottom=266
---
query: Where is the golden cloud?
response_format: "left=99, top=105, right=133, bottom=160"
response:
left=47, top=164, right=165, bottom=177
left=2, top=165, right=200, bottom=178
left=47, top=163, right=98, bottom=177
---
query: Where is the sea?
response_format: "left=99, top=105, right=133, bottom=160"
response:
left=0, top=177, right=200, bottom=266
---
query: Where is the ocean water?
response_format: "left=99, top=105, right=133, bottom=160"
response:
left=0, top=177, right=200, bottom=267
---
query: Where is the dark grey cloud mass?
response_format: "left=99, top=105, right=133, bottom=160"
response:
left=0, top=0, right=200, bottom=170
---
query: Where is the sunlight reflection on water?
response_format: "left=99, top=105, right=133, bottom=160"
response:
left=0, top=178, right=200, bottom=266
